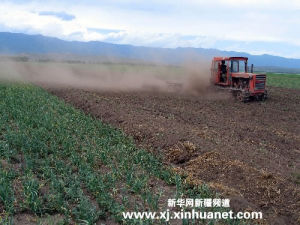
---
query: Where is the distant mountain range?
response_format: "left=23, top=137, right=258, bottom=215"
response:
left=0, top=32, right=300, bottom=70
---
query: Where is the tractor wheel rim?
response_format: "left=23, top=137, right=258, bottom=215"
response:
left=237, top=93, right=243, bottom=101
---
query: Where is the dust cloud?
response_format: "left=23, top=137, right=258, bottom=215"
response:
left=0, top=57, right=215, bottom=95
left=181, top=59, right=213, bottom=95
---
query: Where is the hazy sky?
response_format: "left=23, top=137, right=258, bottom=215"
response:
left=1, top=0, right=300, bottom=58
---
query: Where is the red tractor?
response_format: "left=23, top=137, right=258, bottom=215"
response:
left=211, top=57, right=267, bottom=102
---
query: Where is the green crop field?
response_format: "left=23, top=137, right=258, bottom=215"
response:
left=266, top=73, right=300, bottom=89
left=0, top=82, right=245, bottom=225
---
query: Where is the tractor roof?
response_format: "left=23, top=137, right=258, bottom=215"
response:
left=213, top=56, right=248, bottom=61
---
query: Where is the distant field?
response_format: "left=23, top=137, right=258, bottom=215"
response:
left=0, top=61, right=185, bottom=92
left=267, top=73, right=300, bottom=89
left=0, top=61, right=184, bottom=81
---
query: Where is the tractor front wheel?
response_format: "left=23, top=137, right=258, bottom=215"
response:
left=257, top=91, right=268, bottom=101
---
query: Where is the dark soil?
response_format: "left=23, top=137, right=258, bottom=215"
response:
left=49, top=86, right=300, bottom=225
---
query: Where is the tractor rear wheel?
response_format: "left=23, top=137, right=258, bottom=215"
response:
left=236, top=91, right=249, bottom=103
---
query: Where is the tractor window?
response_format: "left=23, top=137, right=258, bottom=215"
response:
left=232, top=61, right=239, bottom=72
left=231, top=60, right=246, bottom=72
left=212, top=61, right=219, bottom=74
left=239, top=61, right=246, bottom=72
left=214, top=61, right=219, bottom=70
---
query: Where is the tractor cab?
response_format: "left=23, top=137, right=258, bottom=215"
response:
left=211, top=57, right=250, bottom=85
left=211, top=57, right=267, bottom=102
